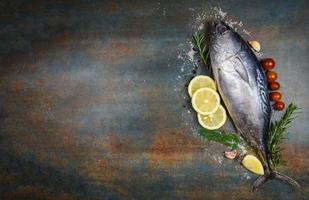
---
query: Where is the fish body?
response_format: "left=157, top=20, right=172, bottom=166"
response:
left=209, top=21, right=300, bottom=190
left=210, top=21, right=271, bottom=169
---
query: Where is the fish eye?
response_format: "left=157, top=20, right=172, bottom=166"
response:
left=218, top=26, right=228, bottom=34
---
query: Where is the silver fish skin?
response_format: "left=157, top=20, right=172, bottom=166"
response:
left=209, top=21, right=271, bottom=170
left=209, top=21, right=300, bottom=191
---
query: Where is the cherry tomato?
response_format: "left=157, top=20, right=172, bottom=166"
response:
left=268, top=82, right=280, bottom=91
left=261, top=58, right=275, bottom=70
left=269, top=92, right=282, bottom=102
left=274, top=101, right=285, bottom=111
left=266, top=71, right=277, bottom=82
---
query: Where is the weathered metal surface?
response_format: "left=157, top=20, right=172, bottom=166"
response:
left=0, top=0, right=308, bottom=199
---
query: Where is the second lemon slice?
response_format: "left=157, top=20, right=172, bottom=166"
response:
left=188, top=75, right=216, bottom=97
left=191, top=88, right=220, bottom=115
left=197, top=105, right=226, bottom=130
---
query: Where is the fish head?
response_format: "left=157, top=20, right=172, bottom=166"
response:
left=210, top=21, right=242, bottom=66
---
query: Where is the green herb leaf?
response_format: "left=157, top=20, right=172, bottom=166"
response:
left=268, top=103, right=300, bottom=169
left=192, top=32, right=211, bottom=72
left=198, top=128, right=247, bottom=150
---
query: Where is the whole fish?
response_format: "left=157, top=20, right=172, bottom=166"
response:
left=209, top=21, right=300, bottom=191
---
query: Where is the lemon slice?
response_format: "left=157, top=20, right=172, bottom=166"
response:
left=188, top=75, right=217, bottom=97
left=197, top=105, right=226, bottom=130
left=242, top=155, right=264, bottom=175
left=191, top=88, right=220, bottom=115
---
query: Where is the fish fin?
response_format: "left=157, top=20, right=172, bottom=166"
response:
left=252, top=175, right=268, bottom=192
left=234, top=57, right=250, bottom=84
left=252, top=171, right=302, bottom=192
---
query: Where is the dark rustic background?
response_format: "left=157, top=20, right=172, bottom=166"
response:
left=0, top=0, right=308, bottom=199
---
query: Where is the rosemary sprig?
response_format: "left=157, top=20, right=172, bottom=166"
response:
left=268, top=103, right=299, bottom=169
left=198, top=128, right=247, bottom=150
left=192, top=32, right=211, bottom=73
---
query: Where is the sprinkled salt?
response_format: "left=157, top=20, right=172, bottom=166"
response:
left=242, top=29, right=252, bottom=36
left=213, top=6, right=227, bottom=18
left=162, top=8, right=167, bottom=16
left=187, top=49, right=195, bottom=62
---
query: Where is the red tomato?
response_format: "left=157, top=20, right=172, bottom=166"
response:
left=269, top=92, right=282, bottom=102
left=268, top=82, right=280, bottom=90
left=274, top=101, right=285, bottom=111
left=266, top=71, right=278, bottom=82
left=261, top=58, right=275, bottom=70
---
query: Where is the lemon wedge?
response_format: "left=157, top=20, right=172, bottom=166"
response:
left=242, top=155, right=264, bottom=175
left=197, top=104, right=226, bottom=130
left=191, top=88, right=220, bottom=115
left=188, top=75, right=216, bottom=97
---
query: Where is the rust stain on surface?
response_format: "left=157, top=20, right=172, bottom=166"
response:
left=108, top=2, right=119, bottom=13
left=29, top=112, right=45, bottom=124
left=0, top=174, right=18, bottom=186
left=3, top=185, right=79, bottom=200
left=102, top=133, right=124, bottom=154
left=79, top=157, right=131, bottom=197
left=101, top=133, right=144, bottom=155
left=149, top=129, right=203, bottom=166
left=55, top=33, right=70, bottom=45
left=86, top=39, right=135, bottom=65
left=9, top=80, right=23, bottom=93
left=85, top=38, right=155, bottom=66
left=281, top=144, right=309, bottom=174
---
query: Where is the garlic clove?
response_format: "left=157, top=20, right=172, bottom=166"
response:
left=224, top=150, right=237, bottom=160
left=248, top=40, right=261, bottom=52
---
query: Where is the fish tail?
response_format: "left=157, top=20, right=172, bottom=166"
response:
left=273, top=171, right=301, bottom=189
left=252, top=175, right=267, bottom=191
left=252, top=171, right=301, bottom=192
